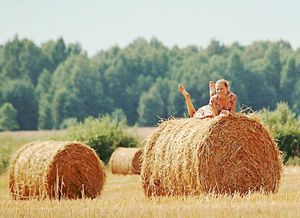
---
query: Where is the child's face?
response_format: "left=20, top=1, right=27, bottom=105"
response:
left=216, top=83, right=227, bottom=97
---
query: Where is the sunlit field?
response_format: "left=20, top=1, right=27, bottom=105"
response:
left=0, top=167, right=300, bottom=218
left=0, top=130, right=299, bottom=218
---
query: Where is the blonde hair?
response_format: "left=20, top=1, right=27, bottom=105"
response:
left=216, top=79, right=230, bottom=94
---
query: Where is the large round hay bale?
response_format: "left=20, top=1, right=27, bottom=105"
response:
left=9, top=141, right=106, bottom=200
left=141, top=113, right=283, bottom=197
left=109, top=147, right=143, bottom=175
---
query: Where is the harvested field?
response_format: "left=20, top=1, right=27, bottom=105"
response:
left=0, top=129, right=299, bottom=217
left=0, top=167, right=299, bottom=217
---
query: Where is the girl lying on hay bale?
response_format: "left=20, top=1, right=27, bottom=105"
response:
left=141, top=79, right=282, bottom=197
left=179, top=79, right=237, bottom=120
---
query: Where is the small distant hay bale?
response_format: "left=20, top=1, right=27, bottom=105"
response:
left=9, top=141, right=106, bottom=200
left=141, top=113, right=283, bottom=197
left=109, top=147, right=143, bottom=175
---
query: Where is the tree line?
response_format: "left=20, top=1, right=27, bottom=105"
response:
left=0, top=36, right=300, bottom=130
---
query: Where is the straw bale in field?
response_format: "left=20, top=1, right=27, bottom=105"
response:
left=109, top=147, right=143, bottom=175
left=141, top=113, right=283, bottom=197
left=9, top=141, right=106, bottom=200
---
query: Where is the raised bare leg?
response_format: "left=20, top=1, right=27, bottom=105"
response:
left=209, top=81, right=216, bottom=97
left=178, top=85, right=196, bottom=117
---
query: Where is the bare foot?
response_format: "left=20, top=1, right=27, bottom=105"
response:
left=209, top=81, right=216, bottom=96
left=178, top=85, right=191, bottom=98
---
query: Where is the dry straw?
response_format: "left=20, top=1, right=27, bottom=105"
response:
left=9, top=141, right=106, bottom=200
left=141, top=113, right=283, bottom=197
left=109, top=147, right=143, bottom=175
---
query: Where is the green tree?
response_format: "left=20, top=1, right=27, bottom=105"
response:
left=36, top=69, right=52, bottom=98
left=38, top=95, right=53, bottom=129
left=138, top=78, right=178, bottom=126
left=67, top=43, right=84, bottom=56
left=206, top=39, right=227, bottom=56
left=95, top=38, right=169, bottom=125
left=2, top=80, right=38, bottom=130
left=138, top=88, right=164, bottom=126
left=0, top=35, right=24, bottom=80
left=291, top=80, right=300, bottom=114
left=226, top=52, right=248, bottom=107
left=1, top=37, right=300, bottom=127
left=280, top=56, right=297, bottom=103
left=0, top=36, right=48, bottom=85
left=246, top=73, right=277, bottom=110
left=263, top=45, right=281, bottom=91
left=243, top=41, right=271, bottom=72
left=51, top=88, right=68, bottom=128
left=259, top=102, right=300, bottom=162
left=51, top=55, right=111, bottom=128
left=41, top=38, right=69, bottom=72
left=0, top=103, right=19, bottom=131
left=208, top=55, right=227, bottom=80
left=259, top=102, right=299, bottom=135
left=36, top=69, right=53, bottom=129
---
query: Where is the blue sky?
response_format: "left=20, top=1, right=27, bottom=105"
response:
left=1, top=0, right=299, bottom=56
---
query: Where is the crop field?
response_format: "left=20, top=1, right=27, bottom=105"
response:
left=0, top=129, right=299, bottom=218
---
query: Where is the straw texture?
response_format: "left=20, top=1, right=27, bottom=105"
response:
left=9, top=141, right=106, bottom=200
left=109, top=147, right=143, bottom=175
left=141, top=113, right=283, bottom=197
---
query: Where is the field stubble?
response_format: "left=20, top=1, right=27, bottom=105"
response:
left=0, top=167, right=299, bottom=218
left=0, top=128, right=299, bottom=217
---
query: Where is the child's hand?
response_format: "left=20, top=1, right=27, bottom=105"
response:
left=217, top=110, right=229, bottom=120
left=220, top=110, right=229, bottom=116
